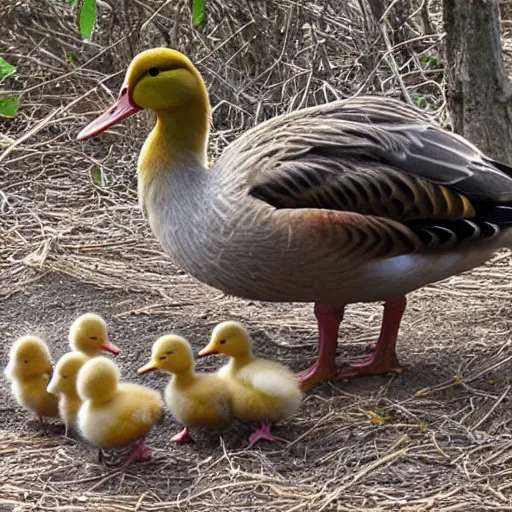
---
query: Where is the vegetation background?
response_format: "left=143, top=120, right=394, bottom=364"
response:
left=1, top=0, right=512, bottom=510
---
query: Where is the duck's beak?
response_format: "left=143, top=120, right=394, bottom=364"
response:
left=138, top=362, right=157, bottom=375
left=46, top=376, right=59, bottom=396
left=77, top=87, right=141, bottom=140
left=198, top=343, right=218, bottom=357
left=101, top=340, right=121, bottom=355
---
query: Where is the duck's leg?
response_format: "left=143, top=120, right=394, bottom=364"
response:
left=299, top=303, right=344, bottom=390
left=123, top=439, right=152, bottom=466
left=338, top=297, right=406, bottom=379
left=171, top=427, right=195, bottom=444
left=247, top=422, right=276, bottom=448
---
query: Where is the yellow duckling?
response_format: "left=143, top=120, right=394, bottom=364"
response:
left=69, top=313, right=120, bottom=357
left=76, top=356, right=163, bottom=465
left=47, top=352, right=89, bottom=436
left=199, top=321, right=302, bottom=448
left=138, top=334, right=233, bottom=444
left=4, top=336, right=59, bottom=424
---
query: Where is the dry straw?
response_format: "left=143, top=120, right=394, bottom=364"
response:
left=1, top=0, right=512, bottom=510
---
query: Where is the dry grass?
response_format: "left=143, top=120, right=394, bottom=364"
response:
left=1, top=0, right=512, bottom=510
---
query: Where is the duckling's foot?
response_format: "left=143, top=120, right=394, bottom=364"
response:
left=171, top=427, right=195, bottom=445
left=337, top=297, right=406, bottom=380
left=247, top=422, right=276, bottom=448
left=123, top=439, right=152, bottom=466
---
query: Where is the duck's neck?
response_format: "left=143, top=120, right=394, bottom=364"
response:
left=138, top=101, right=210, bottom=198
left=231, top=353, right=254, bottom=370
left=173, top=368, right=195, bottom=387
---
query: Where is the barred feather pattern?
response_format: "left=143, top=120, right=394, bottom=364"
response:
left=140, top=96, right=512, bottom=304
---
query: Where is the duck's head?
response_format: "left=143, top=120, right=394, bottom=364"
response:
left=4, top=336, right=53, bottom=380
left=69, top=313, right=120, bottom=356
left=76, top=356, right=119, bottom=403
left=138, top=335, right=194, bottom=375
left=47, top=352, right=89, bottom=396
left=77, top=48, right=208, bottom=140
left=199, top=321, right=253, bottom=359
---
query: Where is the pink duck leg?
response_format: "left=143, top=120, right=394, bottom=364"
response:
left=123, top=439, right=152, bottom=466
left=247, top=422, right=276, bottom=448
left=300, top=298, right=406, bottom=390
left=171, top=427, right=195, bottom=445
left=299, top=303, right=345, bottom=390
left=338, top=297, right=406, bottom=379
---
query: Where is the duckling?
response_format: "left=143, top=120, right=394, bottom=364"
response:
left=138, top=334, right=233, bottom=444
left=4, top=336, right=59, bottom=424
left=69, top=313, right=120, bottom=357
left=77, top=356, right=163, bottom=465
left=199, top=321, right=302, bottom=448
left=47, top=352, right=89, bottom=436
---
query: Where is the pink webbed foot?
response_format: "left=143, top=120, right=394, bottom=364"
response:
left=299, top=360, right=337, bottom=391
left=123, top=439, right=152, bottom=466
left=338, top=297, right=406, bottom=379
left=247, top=422, right=277, bottom=448
left=172, top=427, right=195, bottom=445
left=337, top=351, right=404, bottom=379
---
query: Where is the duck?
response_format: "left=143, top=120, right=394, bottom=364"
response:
left=138, top=334, right=233, bottom=444
left=76, top=356, right=163, bottom=465
left=4, top=336, right=59, bottom=424
left=78, top=48, right=512, bottom=390
left=68, top=313, right=120, bottom=357
left=47, top=351, right=89, bottom=436
left=198, top=321, right=302, bottom=447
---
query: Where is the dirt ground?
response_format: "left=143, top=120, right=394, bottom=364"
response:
left=2, top=0, right=512, bottom=511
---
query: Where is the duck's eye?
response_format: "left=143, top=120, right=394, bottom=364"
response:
left=148, top=67, right=160, bottom=77
left=63, top=375, right=68, bottom=379
left=166, top=351, right=174, bottom=355
left=90, top=337, right=98, bottom=341
left=23, top=360, right=28, bottom=364
left=159, top=355, right=167, bottom=360
left=219, top=339, right=227, bottom=345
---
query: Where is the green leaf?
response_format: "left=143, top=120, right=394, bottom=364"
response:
left=80, top=0, right=96, bottom=40
left=0, top=57, right=16, bottom=80
left=0, top=97, right=19, bottom=117
left=412, top=94, right=427, bottom=109
left=420, top=56, right=439, bottom=69
left=66, top=50, right=78, bottom=66
left=192, top=0, right=205, bottom=27
left=90, top=167, right=113, bottom=187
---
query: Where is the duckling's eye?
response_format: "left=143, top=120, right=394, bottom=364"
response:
left=23, top=360, right=28, bottom=364
left=159, top=355, right=167, bottom=360
left=219, top=339, right=227, bottom=345
left=166, top=351, right=174, bottom=356
left=148, top=67, right=160, bottom=77
left=90, top=337, right=97, bottom=341
left=63, top=375, right=68, bottom=379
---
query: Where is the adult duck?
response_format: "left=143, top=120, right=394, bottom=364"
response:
left=78, top=48, right=512, bottom=389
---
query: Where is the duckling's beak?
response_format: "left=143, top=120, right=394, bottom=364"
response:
left=198, top=343, right=218, bottom=357
left=137, top=362, right=157, bottom=374
left=77, top=87, right=141, bottom=140
left=101, top=340, right=121, bottom=355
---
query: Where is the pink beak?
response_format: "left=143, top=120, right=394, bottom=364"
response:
left=77, top=87, right=141, bottom=140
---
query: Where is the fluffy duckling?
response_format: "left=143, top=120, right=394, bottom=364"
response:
left=4, top=336, right=59, bottom=424
left=199, top=321, right=302, bottom=448
left=47, top=352, right=89, bottom=436
left=77, top=356, right=163, bottom=465
left=138, top=335, right=233, bottom=444
left=69, top=313, right=120, bottom=357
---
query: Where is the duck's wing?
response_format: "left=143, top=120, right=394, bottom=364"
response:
left=217, top=96, right=512, bottom=261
